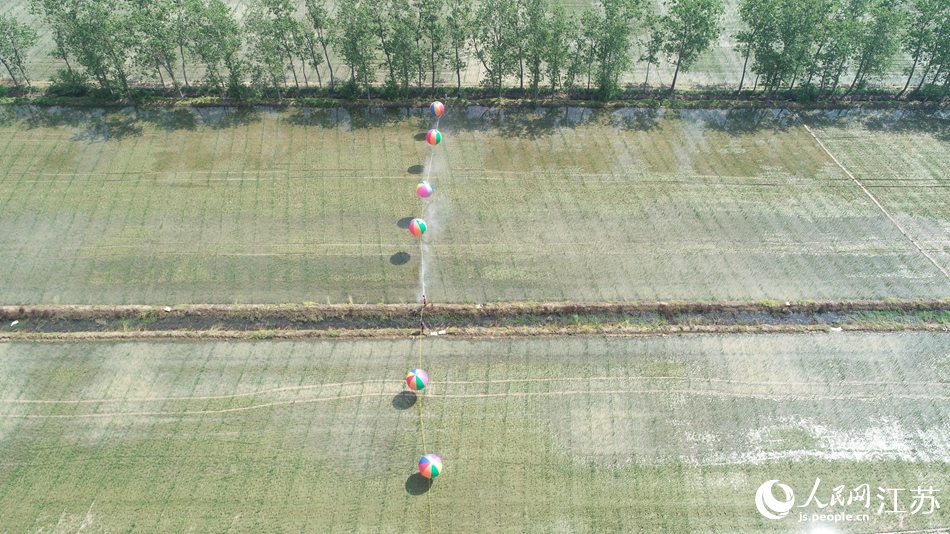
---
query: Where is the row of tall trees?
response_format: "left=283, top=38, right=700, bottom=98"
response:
left=7, top=0, right=950, bottom=99
left=24, top=0, right=243, bottom=99
left=736, top=0, right=950, bottom=96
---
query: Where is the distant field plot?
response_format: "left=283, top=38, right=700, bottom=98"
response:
left=802, top=110, right=950, bottom=277
left=0, top=334, right=949, bottom=532
left=0, top=105, right=948, bottom=304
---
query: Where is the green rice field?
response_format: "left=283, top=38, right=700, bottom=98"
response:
left=1, top=105, right=948, bottom=305
left=803, top=109, right=950, bottom=276
left=0, top=334, right=948, bottom=532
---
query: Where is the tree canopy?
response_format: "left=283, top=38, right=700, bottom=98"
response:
left=5, top=0, right=940, bottom=100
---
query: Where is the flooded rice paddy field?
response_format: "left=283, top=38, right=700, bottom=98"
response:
left=0, top=105, right=948, bottom=305
left=0, top=334, right=948, bottom=532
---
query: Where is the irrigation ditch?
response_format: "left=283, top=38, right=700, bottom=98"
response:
left=1, top=299, right=949, bottom=341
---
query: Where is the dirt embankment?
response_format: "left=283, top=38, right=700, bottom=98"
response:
left=1, top=299, right=949, bottom=341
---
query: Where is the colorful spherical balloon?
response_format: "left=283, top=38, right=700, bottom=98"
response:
left=425, top=129, right=442, bottom=146
left=409, top=218, right=427, bottom=237
left=429, top=102, right=445, bottom=117
left=419, top=454, right=442, bottom=479
left=406, top=368, right=428, bottom=391
left=416, top=180, right=433, bottom=198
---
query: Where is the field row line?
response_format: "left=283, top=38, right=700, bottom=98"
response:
left=8, top=388, right=950, bottom=419
left=0, top=168, right=863, bottom=180
left=29, top=248, right=929, bottom=260
left=797, top=117, right=950, bottom=283
left=24, top=242, right=926, bottom=253
left=4, top=375, right=948, bottom=405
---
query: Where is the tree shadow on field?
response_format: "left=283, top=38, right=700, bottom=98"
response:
left=283, top=106, right=350, bottom=129
left=136, top=106, right=199, bottom=131
left=697, top=107, right=794, bottom=136
left=407, top=164, right=425, bottom=174
left=286, top=106, right=428, bottom=130
left=405, top=473, right=432, bottom=495
left=18, top=105, right=262, bottom=141
left=798, top=108, right=950, bottom=143
left=861, top=109, right=950, bottom=142
left=390, top=252, right=411, bottom=266
left=15, top=105, right=86, bottom=130
left=483, top=105, right=651, bottom=140
left=71, top=109, right=144, bottom=141
left=392, top=390, right=417, bottom=409
left=611, top=107, right=662, bottom=132
left=186, top=106, right=262, bottom=130
left=396, top=217, right=413, bottom=229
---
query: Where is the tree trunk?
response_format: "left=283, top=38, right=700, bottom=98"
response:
left=455, top=46, right=462, bottom=92
left=533, top=61, right=539, bottom=100
left=830, top=59, right=847, bottom=93
left=847, top=58, right=866, bottom=94
left=846, top=70, right=860, bottom=94
left=12, top=46, right=29, bottom=88
left=301, top=57, right=309, bottom=86
left=320, top=40, right=334, bottom=89
left=57, top=40, right=72, bottom=74
left=431, top=42, right=436, bottom=89
left=806, top=41, right=825, bottom=87
left=519, top=54, right=524, bottom=90
left=288, top=51, right=300, bottom=88
left=180, top=43, right=189, bottom=87
left=670, top=53, right=682, bottom=92
left=374, top=17, right=395, bottom=83
left=306, top=38, right=322, bottom=88
left=738, top=45, right=751, bottom=92
left=157, top=61, right=166, bottom=88
left=162, top=58, right=184, bottom=97
left=900, top=52, right=920, bottom=97
left=382, top=45, right=394, bottom=81
left=0, top=58, right=19, bottom=89
left=914, top=52, right=936, bottom=93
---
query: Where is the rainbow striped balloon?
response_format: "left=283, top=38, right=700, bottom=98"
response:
left=425, top=129, right=442, bottom=146
left=416, top=180, right=433, bottom=198
left=419, top=454, right=442, bottom=479
left=406, top=368, right=428, bottom=391
left=429, top=101, right=445, bottom=117
left=409, top=218, right=427, bottom=237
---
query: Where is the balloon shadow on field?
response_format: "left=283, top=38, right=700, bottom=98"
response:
left=407, top=164, right=425, bottom=174
left=392, top=390, right=417, bottom=409
left=390, top=252, right=411, bottom=266
left=397, top=217, right=413, bottom=229
left=405, top=473, right=432, bottom=495
left=413, top=132, right=428, bottom=141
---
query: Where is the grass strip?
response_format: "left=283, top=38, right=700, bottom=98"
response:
left=2, top=298, right=950, bottom=341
